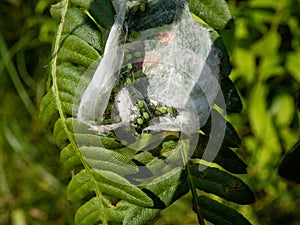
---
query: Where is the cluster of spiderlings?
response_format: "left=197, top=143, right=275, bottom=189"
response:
left=100, top=45, right=145, bottom=126
left=119, top=45, right=145, bottom=86
left=133, top=100, right=150, bottom=132
left=149, top=101, right=178, bottom=118
left=119, top=63, right=146, bottom=86
left=133, top=99, right=178, bottom=133
left=131, top=1, right=147, bottom=14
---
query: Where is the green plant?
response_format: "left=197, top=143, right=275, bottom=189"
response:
left=39, top=0, right=255, bottom=224
left=221, top=1, right=300, bottom=224
left=0, top=0, right=71, bottom=224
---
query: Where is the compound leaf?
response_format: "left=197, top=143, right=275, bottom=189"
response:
left=39, top=0, right=255, bottom=224
left=57, top=35, right=100, bottom=67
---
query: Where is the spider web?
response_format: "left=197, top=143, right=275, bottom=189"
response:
left=76, top=0, right=226, bottom=177
left=78, top=0, right=221, bottom=130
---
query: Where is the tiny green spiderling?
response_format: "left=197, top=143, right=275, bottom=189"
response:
left=124, top=47, right=130, bottom=54
left=107, top=102, right=113, bottom=111
left=138, top=100, right=144, bottom=109
left=127, top=63, right=133, bottom=70
left=112, top=86, right=119, bottom=93
left=167, top=107, right=173, bottom=113
left=136, top=118, right=144, bottom=125
left=129, top=30, right=139, bottom=39
left=113, top=115, right=121, bottom=123
left=125, top=78, right=132, bottom=84
left=132, top=4, right=140, bottom=13
left=102, top=119, right=109, bottom=125
left=158, top=106, right=167, bottom=114
left=125, top=54, right=132, bottom=61
left=139, top=3, right=146, bottom=12
left=142, top=112, right=150, bottom=120
left=134, top=51, right=142, bottom=58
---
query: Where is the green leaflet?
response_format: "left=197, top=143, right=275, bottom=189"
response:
left=132, top=150, right=166, bottom=176
left=199, top=195, right=252, bottom=225
left=212, top=146, right=248, bottom=174
left=54, top=117, right=126, bottom=149
left=72, top=122, right=125, bottom=150
left=209, top=29, right=232, bottom=77
left=131, top=137, right=189, bottom=177
left=49, top=1, right=66, bottom=21
left=70, top=0, right=115, bottom=29
left=188, top=0, right=233, bottom=30
left=126, top=132, right=169, bottom=152
left=57, top=92, right=74, bottom=115
left=56, top=64, right=87, bottom=108
left=142, top=167, right=188, bottom=203
left=56, top=63, right=86, bottom=82
left=75, top=196, right=126, bottom=224
left=40, top=66, right=90, bottom=129
left=39, top=90, right=59, bottom=128
left=57, top=35, right=101, bottom=67
left=60, top=144, right=82, bottom=171
left=139, top=123, right=245, bottom=175
left=94, top=170, right=153, bottom=207
left=124, top=207, right=161, bottom=225
left=39, top=77, right=78, bottom=129
left=278, top=141, right=300, bottom=183
left=67, top=170, right=94, bottom=201
left=224, top=122, right=242, bottom=148
left=201, top=118, right=241, bottom=148
left=190, top=163, right=255, bottom=204
left=68, top=170, right=154, bottom=207
left=75, top=197, right=102, bottom=225
left=193, top=144, right=248, bottom=174
left=75, top=133, right=125, bottom=149
left=221, top=77, right=243, bottom=113
left=80, top=146, right=138, bottom=175
left=54, top=118, right=70, bottom=149
left=124, top=167, right=189, bottom=225
left=51, top=7, right=103, bottom=52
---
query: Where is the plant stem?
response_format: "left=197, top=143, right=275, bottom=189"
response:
left=180, top=139, right=205, bottom=225
left=50, top=0, right=109, bottom=224
left=185, top=160, right=205, bottom=225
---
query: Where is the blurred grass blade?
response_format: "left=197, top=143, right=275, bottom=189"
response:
left=16, top=50, right=37, bottom=90
left=0, top=32, right=34, bottom=76
left=3, top=124, right=63, bottom=193
left=0, top=35, right=35, bottom=116
left=11, top=209, right=27, bottom=225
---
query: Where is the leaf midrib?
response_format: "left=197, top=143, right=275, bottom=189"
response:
left=50, top=0, right=109, bottom=224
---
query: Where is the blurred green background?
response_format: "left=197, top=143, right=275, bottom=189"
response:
left=0, top=0, right=299, bottom=224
